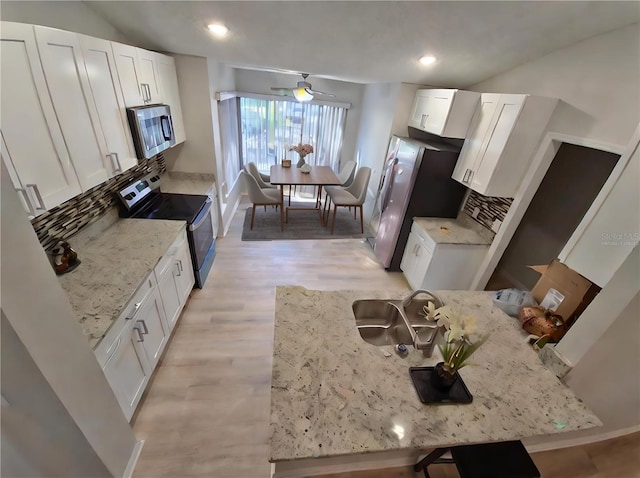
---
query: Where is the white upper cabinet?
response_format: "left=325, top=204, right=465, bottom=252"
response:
left=155, top=53, right=186, bottom=144
left=79, top=35, right=138, bottom=175
left=112, top=42, right=164, bottom=107
left=0, top=22, right=81, bottom=215
left=112, top=42, right=145, bottom=106
left=34, top=26, right=112, bottom=191
left=408, top=89, right=480, bottom=139
left=452, top=93, right=558, bottom=198
left=136, top=48, right=163, bottom=104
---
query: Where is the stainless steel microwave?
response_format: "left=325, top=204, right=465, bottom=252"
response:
left=126, top=104, right=176, bottom=159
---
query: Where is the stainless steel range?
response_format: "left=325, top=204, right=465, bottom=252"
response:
left=116, top=172, right=215, bottom=288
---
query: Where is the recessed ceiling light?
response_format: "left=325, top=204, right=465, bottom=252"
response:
left=207, top=23, right=229, bottom=38
left=419, top=55, right=437, bottom=66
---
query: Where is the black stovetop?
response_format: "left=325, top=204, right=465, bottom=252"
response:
left=121, top=192, right=208, bottom=224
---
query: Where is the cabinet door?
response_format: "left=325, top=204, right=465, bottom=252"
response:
left=470, top=94, right=526, bottom=192
left=102, top=320, right=150, bottom=421
left=452, top=94, right=499, bottom=185
left=0, top=22, right=81, bottom=212
left=34, top=26, right=111, bottom=191
left=155, top=53, right=186, bottom=144
left=174, top=235, right=195, bottom=302
left=79, top=35, right=138, bottom=174
left=421, top=90, right=455, bottom=136
left=112, top=42, right=145, bottom=106
left=401, top=231, right=432, bottom=290
left=137, top=48, right=162, bottom=104
left=156, top=256, right=182, bottom=332
left=408, top=92, right=430, bottom=129
left=135, top=286, right=168, bottom=371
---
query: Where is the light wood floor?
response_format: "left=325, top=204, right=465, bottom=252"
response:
left=131, top=199, right=640, bottom=477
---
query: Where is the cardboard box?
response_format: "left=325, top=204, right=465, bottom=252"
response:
left=529, top=259, right=601, bottom=327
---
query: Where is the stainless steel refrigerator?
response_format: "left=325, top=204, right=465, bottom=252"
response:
left=369, top=136, right=466, bottom=271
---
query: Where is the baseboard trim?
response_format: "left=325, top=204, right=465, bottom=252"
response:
left=123, top=439, right=144, bottom=478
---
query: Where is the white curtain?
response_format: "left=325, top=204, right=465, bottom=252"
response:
left=239, top=97, right=347, bottom=175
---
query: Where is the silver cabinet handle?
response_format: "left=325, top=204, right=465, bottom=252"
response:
left=420, top=114, right=428, bottom=129
left=25, top=184, right=45, bottom=211
left=126, top=302, right=142, bottom=320
left=175, top=262, right=182, bottom=277
left=468, top=170, right=474, bottom=183
left=140, top=83, right=148, bottom=102
left=134, top=325, right=145, bottom=342
left=15, top=188, right=36, bottom=215
left=108, top=153, right=122, bottom=173
left=178, top=259, right=183, bottom=272
left=136, top=319, right=149, bottom=335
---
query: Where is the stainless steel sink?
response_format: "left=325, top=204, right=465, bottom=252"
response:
left=352, top=300, right=413, bottom=346
left=352, top=291, right=443, bottom=354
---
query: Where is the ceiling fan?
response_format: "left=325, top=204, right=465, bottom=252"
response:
left=270, top=73, right=335, bottom=102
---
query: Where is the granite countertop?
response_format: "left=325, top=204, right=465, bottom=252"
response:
left=413, top=214, right=494, bottom=245
left=161, top=171, right=216, bottom=196
left=269, top=287, right=601, bottom=462
left=58, top=219, right=186, bottom=348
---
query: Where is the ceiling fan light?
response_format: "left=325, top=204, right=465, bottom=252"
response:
left=293, top=87, right=313, bottom=102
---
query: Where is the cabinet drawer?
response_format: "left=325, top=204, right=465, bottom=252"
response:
left=410, top=222, right=436, bottom=254
left=154, top=227, right=187, bottom=277
left=94, top=272, right=156, bottom=368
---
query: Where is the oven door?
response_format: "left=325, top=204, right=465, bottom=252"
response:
left=188, top=198, right=215, bottom=287
left=127, top=105, right=176, bottom=159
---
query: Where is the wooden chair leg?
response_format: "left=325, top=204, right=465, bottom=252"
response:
left=353, top=207, right=356, bottom=219
left=323, top=196, right=331, bottom=225
left=331, top=205, right=338, bottom=234
left=359, top=205, right=364, bottom=233
left=264, top=205, right=267, bottom=212
left=280, top=202, right=284, bottom=231
left=250, top=204, right=256, bottom=230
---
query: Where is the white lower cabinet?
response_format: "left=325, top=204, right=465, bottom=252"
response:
left=102, top=317, right=150, bottom=421
left=155, top=229, right=195, bottom=332
left=401, top=222, right=489, bottom=290
left=97, top=228, right=193, bottom=421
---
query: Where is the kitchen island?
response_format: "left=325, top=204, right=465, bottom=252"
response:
left=269, top=287, right=601, bottom=476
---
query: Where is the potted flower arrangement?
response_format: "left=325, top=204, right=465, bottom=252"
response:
left=289, top=143, right=314, bottom=168
left=424, top=302, right=489, bottom=391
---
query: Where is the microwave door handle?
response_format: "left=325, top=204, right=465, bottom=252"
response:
left=160, top=115, right=172, bottom=140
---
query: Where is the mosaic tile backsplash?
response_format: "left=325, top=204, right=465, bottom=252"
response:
left=462, top=190, right=513, bottom=232
left=31, top=154, right=166, bottom=251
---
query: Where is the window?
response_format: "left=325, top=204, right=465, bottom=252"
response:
left=239, top=97, right=347, bottom=174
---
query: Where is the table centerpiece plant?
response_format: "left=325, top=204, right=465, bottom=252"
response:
left=289, top=143, right=314, bottom=168
left=423, top=302, right=489, bottom=391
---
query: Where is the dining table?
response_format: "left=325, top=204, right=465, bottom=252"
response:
left=270, top=164, right=341, bottom=226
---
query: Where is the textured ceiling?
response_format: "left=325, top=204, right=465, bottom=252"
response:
left=86, top=1, right=639, bottom=88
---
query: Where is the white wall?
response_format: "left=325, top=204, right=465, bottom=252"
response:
left=354, top=82, right=422, bottom=222
left=166, top=55, right=217, bottom=175
left=0, top=1, right=129, bottom=42
left=2, top=313, right=111, bottom=477
left=354, top=83, right=400, bottom=199
left=233, top=69, right=364, bottom=169
left=470, top=23, right=639, bottom=149
left=467, top=23, right=640, bottom=442
left=207, top=60, right=241, bottom=233
left=1, top=165, right=139, bottom=477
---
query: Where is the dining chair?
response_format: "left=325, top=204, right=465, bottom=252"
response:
left=316, top=160, right=357, bottom=208
left=245, top=162, right=276, bottom=189
left=325, top=167, right=371, bottom=234
left=240, top=170, right=283, bottom=231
